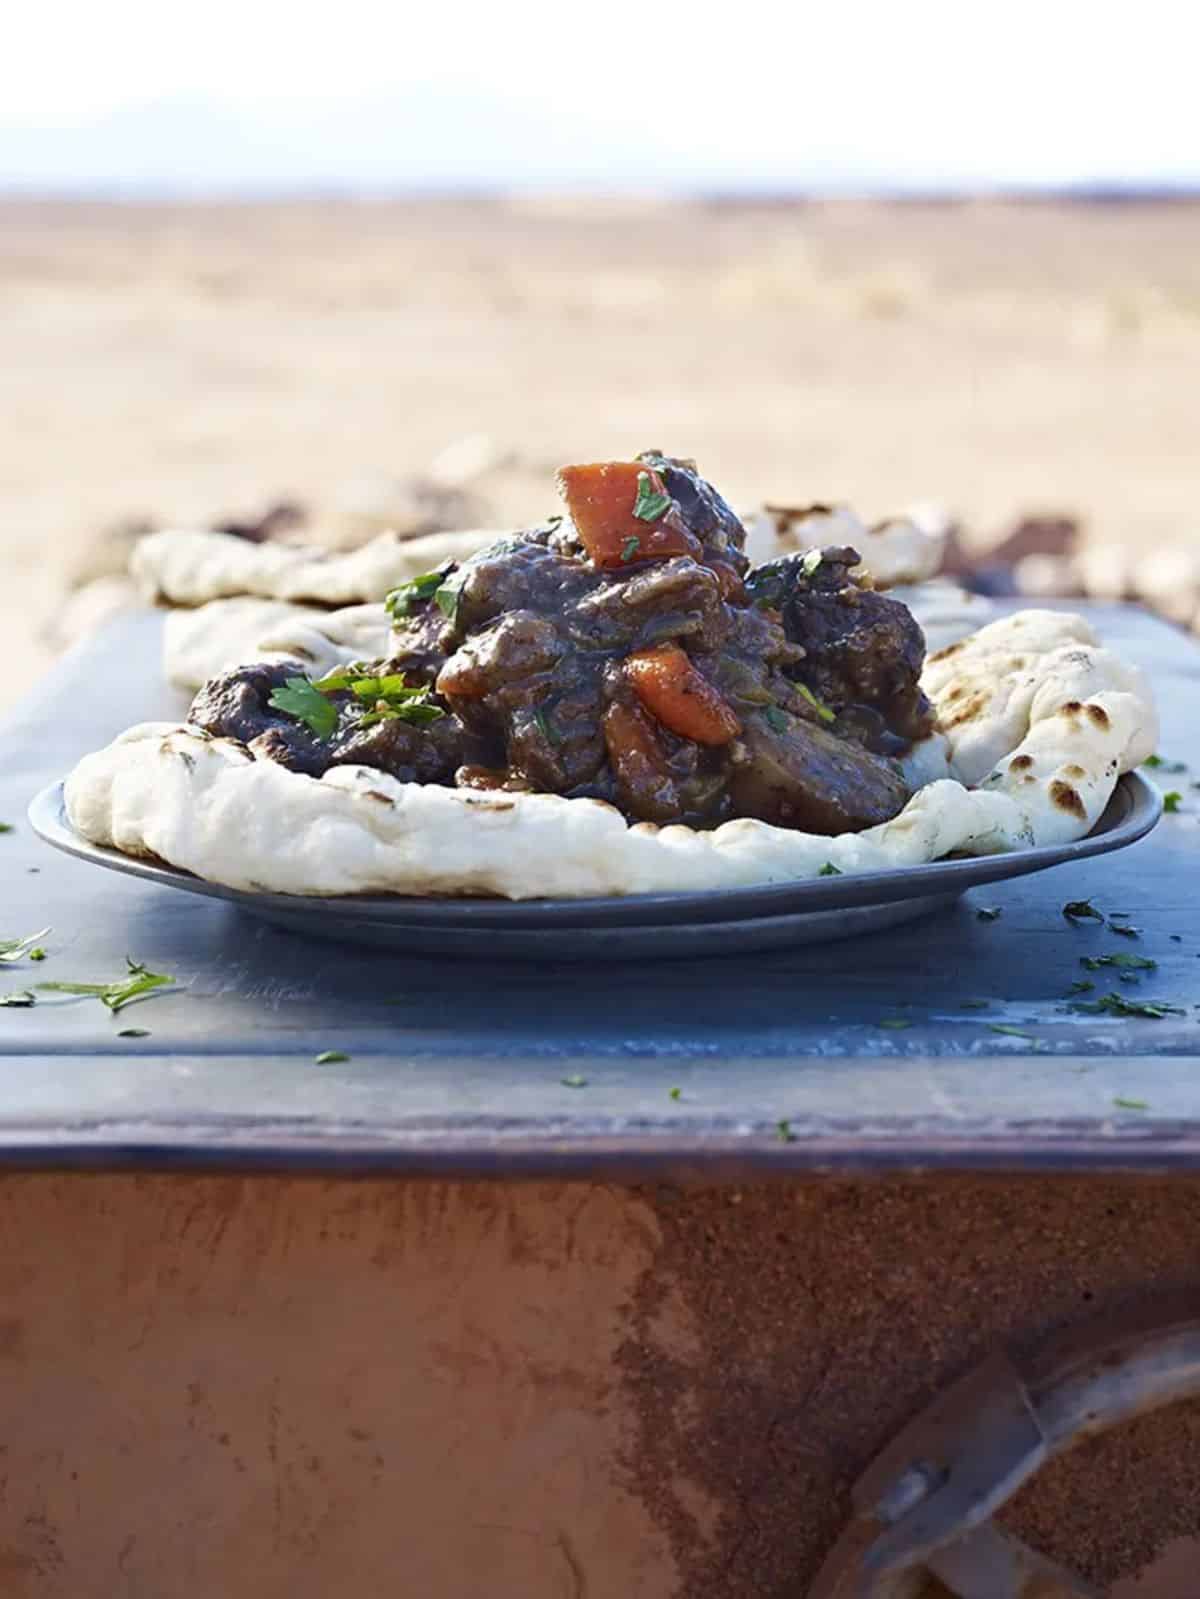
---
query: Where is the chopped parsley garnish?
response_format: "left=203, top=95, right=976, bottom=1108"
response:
left=434, top=567, right=469, bottom=623
left=0, top=991, right=34, bottom=1008
left=315, top=1050, right=350, bottom=1065
left=118, top=1028, right=150, bottom=1038
left=272, top=669, right=444, bottom=736
left=632, top=471, right=672, bottom=522
left=1114, top=1096, right=1149, bottom=1110
left=561, top=1074, right=588, bottom=1089
left=1143, top=754, right=1187, bottom=773
left=878, top=1017, right=911, bottom=1030
left=800, top=549, right=823, bottom=578
left=776, top=1119, right=796, bottom=1143
left=1062, top=899, right=1104, bottom=923
left=668, top=1086, right=682, bottom=1101
left=1164, top=791, right=1184, bottom=813
left=1081, top=952, right=1156, bottom=972
left=384, top=570, right=445, bottom=619
left=795, top=683, right=836, bottom=724
left=0, top=823, right=13, bottom=835
left=1072, top=991, right=1184, bottom=1019
left=989, top=1023, right=1036, bottom=1039
left=621, top=535, right=641, bottom=562
left=1067, top=979, right=1096, bottom=995
left=976, top=906, right=1001, bottom=922
left=38, top=957, right=173, bottom=1014
left=763, top=705, right=790, bottom=733
left=533, top=707, right=561, bottom=746
left=268, top=676, right=339, bottom=739
left=0, top=929, right=51, bottom=965
left=818, top=862, right=842, bottom=876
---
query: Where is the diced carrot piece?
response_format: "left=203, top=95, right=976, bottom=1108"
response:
left=556, top=461, right=699, bottom=570
left=625, top=644, right=742, bottom=746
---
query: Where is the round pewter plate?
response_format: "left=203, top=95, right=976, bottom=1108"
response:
left=29, top=774, right=1160, bottom=961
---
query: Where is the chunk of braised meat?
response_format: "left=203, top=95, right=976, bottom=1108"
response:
left=636, top=450, right=749, bottom=579
left=186, top=661, right=476, bottom=784
left=746, top=546, right=934, bottom=749
left=728, top=709, right=911, bottom=835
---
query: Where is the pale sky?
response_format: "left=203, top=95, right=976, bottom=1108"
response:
left=3, top=0, right=1197, bottom=189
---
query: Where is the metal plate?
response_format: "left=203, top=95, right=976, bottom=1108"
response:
left=28, top=774, right=1159, bottom=959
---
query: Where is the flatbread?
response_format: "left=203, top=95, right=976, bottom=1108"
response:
left=65, top=608, right=1156, bottom=900
left=164, top=598, right=391, bottom=691
left=132, top=526, right=502, bottom=608
left=742, top=503, right=945, bottom=588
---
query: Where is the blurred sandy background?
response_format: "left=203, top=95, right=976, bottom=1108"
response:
left=3, top=195, right=1199, bottom=708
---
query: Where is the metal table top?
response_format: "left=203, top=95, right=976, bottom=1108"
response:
left=1, top=606, right=1198, bottom=1177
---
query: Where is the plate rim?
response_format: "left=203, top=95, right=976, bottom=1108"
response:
left=28, top=771, right=1161, bottom=929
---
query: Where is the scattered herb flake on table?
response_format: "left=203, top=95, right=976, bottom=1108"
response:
left=1164, top=791, right=1184, bottom=813
left=818, top=861, right=842, bottom=877
left=1143, top=754, right=1187, bottom=773
left=1114, top=1096, right=1149, bottom=1110
left=878, top=1017, right=912, bottom=1030
left=38, top=957, right=173, bottom=1013
left=561, top=1074, right=588, bottom=1089
left=1108, top=922, right=1141, bottom=939
left=315, top=1050, right=349, bottom=1065
left=976, top=906, right=1001, bottom=922
left=1072, top=991, right=1185, bottom=1020
left=0, top=823, right=13, bottom=835
left=1063, top=900, right=1104, bottom=923
left=776, top=1119, right=796, bottom=1143
left=118, top=1028, right=150, bottom=1039
left=989, top=1023, right=1037, bottom=1039
left=959, top=999, right=990, bottom=1009
left=1081, top=953, right=1156, bottom=972
left=668, top=1086, right=682, bottom=1102
left=0, top=929, right=51, bottom=965
left=1067, top=980, right=1096, bottom=995
left=0, top=991, right=35, bottom=1008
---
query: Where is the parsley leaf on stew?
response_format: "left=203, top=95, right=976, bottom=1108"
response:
left=800, top=549, right=823, bottom=578
left=632, top=471, right=672, bottom=523
left=533, top=708, right=561, bottom=746
left=796, top=683, right=836, bottom=723
left=0, top=991, right=35, bottom=1007
left=1164, top=791, right=1184, bottom=813
left=268, top=676, right=339, bottom=739
left=434, top=567, right=470, bottom=624
left=776, top=1119, right=796, bottom=1142
left=621, top=535, right=641, bottom=562
left=818, top=862, right=842, bottom=876
left=384, top=570, right=445, bottom=620
left=38, top=957, right=173, bottom=1014
left=0, top=929, right=51, bottom=965
left=763, top=705, right=790, bottom=733
left=1063, top=899, right=1104, bottom=923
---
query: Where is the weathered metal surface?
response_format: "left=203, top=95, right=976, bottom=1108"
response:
left=810, top=1306, right=1200, bottom=1595
left=2, top=606, right=1198, bottom=1173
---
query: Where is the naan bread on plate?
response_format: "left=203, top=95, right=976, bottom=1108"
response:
left=132, top=526, right=502, bottom=608
left=743, top=503, right=945, bottom=588
left=164, top=599, right=391, bottom=691
left=65, top=607, right=1155, bottom=901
